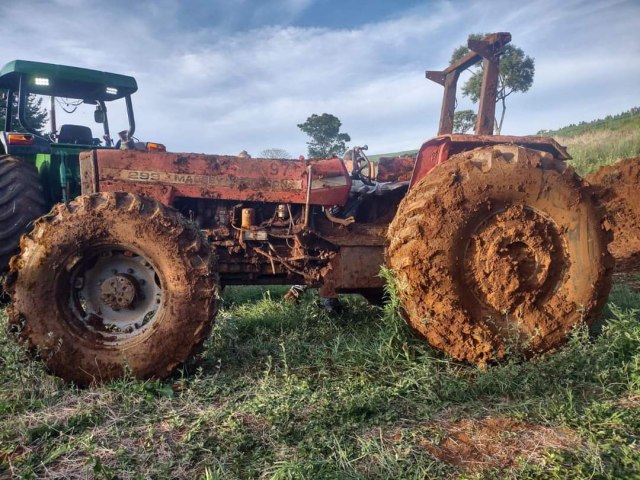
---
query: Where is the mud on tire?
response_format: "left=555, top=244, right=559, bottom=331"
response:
left=387, top=145, right=613, bottom=363
left=6, top=192, right=219, bottom=386
left=0, top=155, right=46, bottom=271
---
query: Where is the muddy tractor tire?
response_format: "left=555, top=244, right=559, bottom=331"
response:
left=387, top=145, right=613, bottom=363
left=6, top=192, right=219, bottom=386
left=0, top=155, right=46, bottom=272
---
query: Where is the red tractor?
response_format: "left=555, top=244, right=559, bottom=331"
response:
left=5, top=33, right=612, bottom=385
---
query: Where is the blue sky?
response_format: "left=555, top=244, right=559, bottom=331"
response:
left=1, top=0, right=638, bottom=156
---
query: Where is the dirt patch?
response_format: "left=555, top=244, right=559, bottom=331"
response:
left=376, top=156, right=415, bottom=182
left=421, top=417, right=582, bottom=472
left=616, top=394, right=640, bottom=409
left=387, top=146, right=612, bottom=363
left=586, top=157, right=640, bottom=272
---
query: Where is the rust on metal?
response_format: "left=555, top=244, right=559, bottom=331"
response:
left=376, top=155, right=415, bottom=182
left=79, top=150, right=99, bottom=194
left=90, top=150, right=352, bottom=207
left=410, top=134, right=571, bottom=188
left=319, top=245, right=386, bottom=298
left=304, top=165, right=313, bottom=228
left=100, top=274, right=138, bottom=310
left=426, top=32, right=511, bottom=135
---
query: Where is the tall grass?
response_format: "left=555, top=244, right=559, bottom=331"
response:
left=559, top=128, right=640, bottom=176
left=540, top=107, right=640, bottom=176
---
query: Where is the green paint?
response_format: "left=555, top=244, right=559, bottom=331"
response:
left=0, top=59, right=137, bottom=100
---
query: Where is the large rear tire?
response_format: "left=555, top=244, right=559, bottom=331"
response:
left=387, top=145, right=613, bottom=363
left=6, top=192, right=219, bottom=386
left=0, top=155, right=46, bottom=271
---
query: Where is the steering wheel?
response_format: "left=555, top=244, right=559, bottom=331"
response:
left=353, top=152, right=375, bottom=186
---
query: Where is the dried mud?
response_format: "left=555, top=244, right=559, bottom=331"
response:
left=387, top=146, right=612, bottom=363
left=376, top=155, right=415, bottom=182
left=586, top=156, right=640, bottom=271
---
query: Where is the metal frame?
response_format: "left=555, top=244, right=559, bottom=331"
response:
left=425, top=32, right=511, bottom=135
left=5, top=69, right=136, bottom=141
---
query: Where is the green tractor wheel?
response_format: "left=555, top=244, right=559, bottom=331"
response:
left=0, top=155, right=47, bottom=271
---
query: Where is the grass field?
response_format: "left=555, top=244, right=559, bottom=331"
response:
left=540, top=108, right=640, bottom=176
left=1, top=280, right=640, bottom=479
left=2, top=108, right=640, bottom=478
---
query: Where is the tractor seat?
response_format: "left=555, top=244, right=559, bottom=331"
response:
left=57, top=124, right=93, bottom=145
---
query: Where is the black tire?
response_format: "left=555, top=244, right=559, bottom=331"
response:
left=6, top=192, right=219, bottom=386
left=387, top=145, right=613, bottom=363
left=0, top=155, right=47, bottom=272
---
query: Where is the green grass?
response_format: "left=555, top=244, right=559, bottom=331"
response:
left=538, top=108, right=640, bottom=138
left=1, top=282, right=639, bottom=479
left=540, top=107, right=640, bottom=176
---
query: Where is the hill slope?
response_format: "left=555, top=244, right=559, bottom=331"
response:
left=539, top=107, right=640, bottom=175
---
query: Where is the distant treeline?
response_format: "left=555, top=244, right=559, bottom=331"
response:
left=538, top=107, right=640, bottom=137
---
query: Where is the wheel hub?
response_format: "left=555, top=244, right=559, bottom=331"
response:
left=69, top=248, right=163, bottom=342
left=464, top=205, right=566, bottom=313
left=100, top=274, right=139, bottom=310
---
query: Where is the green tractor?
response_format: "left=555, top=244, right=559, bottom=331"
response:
left=0, top=60, right=157, bottom=271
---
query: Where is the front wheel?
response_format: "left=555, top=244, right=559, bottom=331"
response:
left=387, top=145, right=613, bottom=363
left=6, top=192, right=219, bottom=386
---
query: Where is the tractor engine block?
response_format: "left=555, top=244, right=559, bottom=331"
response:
left=79, top=150, right=392, bottom=295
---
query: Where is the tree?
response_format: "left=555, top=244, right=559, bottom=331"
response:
left=297, top=113, right=350, bottom=158
left=0, top=92, right=48, bottom=134
left=453, top=109, right=477, bottom=134
left=451, top=34, right=534, bottom=134
left=260, top=148, right=291, bottom=159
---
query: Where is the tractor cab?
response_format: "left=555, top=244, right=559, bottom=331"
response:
left=0, top=60, right=142, bottom=203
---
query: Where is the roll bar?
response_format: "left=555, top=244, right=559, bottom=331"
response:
left=425, top=32, right=511, bottom=135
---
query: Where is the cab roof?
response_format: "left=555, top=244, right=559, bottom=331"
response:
left=0, top=59, right=138, bottom=101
